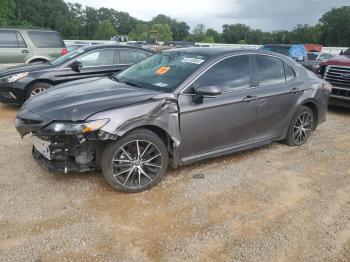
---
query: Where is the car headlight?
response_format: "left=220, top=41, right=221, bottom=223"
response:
left=42, top=119, right=110, bottom=135
left=6, top=72, right=29, bottom=83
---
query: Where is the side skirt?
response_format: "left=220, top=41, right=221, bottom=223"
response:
left=177, top=136, right=283, bottom=166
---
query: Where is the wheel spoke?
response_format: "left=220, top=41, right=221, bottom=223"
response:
left=121, top=147, right=133, bottom=160
left=136, top=140, right=140, bottom=158
left=123, top=167, right=135, bottom=185
left=138, top=167, right=152, bottom=180
left=140, top=142, right=151, bottom=159
left=144, top=153, right=161, bottom=163
left=114, top=167, right=133, bottom=177
left=143, top=162, right=161, bottom=168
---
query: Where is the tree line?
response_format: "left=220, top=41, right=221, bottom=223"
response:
left=0, top=0, right=349, bottom=46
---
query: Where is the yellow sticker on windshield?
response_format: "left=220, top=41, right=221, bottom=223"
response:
left=155, top=66, right=171, bottom=75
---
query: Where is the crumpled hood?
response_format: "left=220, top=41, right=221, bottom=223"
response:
left=0, top=62, right=52, bottom=77
left=22, top=77, right=160, bottom=121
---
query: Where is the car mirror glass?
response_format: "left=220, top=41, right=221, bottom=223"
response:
left=69, top=61, right=82, bottom=72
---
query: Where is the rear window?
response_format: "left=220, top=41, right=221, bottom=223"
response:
left=119, top=49, right=150, bottom=64
left=27, top=31, right=64, bottom=48
left=0, top=30, right=27, bottom=48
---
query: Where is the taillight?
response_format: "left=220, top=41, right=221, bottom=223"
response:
left=60, top=48, right=68, bottom=55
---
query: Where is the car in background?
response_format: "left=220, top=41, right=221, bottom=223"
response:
left=319, top=48, right=350, bottom=108
left=0, top=28, right=67, bottom=66
left=260, top=44, right=307, bottom=61
left=15, top=48, right=330, bottom=192
left=302, top=52, right=335, bottom=73
left=0, top=45, right=154, bottom=105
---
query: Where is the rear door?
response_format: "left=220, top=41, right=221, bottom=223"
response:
left=0, top=30, right=31, bottom=64
left=251, top=54, right=302, bottom=139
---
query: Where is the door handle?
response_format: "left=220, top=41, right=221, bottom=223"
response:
left=291, top=87, right=299, bottom=93
left=242, top=95, right=257, bottom=102
left=21, top=50, right=29, bottom=53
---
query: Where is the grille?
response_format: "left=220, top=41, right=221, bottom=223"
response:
left=325, top=66, right=350, bottom=98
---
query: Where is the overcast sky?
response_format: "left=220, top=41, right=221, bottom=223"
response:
left=67, top=0, right=349, bottom=31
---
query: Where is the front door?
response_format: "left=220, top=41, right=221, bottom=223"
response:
left=178, top=54, right=258, bottom=161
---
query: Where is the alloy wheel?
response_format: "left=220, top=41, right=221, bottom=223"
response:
left=111, top=140, right=162, bottom=189
left=30, top=87, right=46, bottom=97
left=293, top=111, right=313, bottom=144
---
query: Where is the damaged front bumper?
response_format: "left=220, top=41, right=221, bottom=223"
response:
left=30, top=133, right=105, bottom=173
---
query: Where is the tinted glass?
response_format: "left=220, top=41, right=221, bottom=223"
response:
left=260, top=45, right=290, bottom=56
left=319, top=53, right=333, bottom=60
left=0, top=31, right=19, bottom=47
left=76, top=49, right=115, bottom=66
left=119, top=49, right=149, bottom=64
left=194, top=55, right=250, bottom=92
left=116, top=51, right=209, bottom=92
left=284, top=62, right=296, bottom=81
left=16, top=32, right=26, bottom=48
left=256, top=55, right=285, bottom=85
left=51, top=48, right=84, bottom=65
left=28, top=31, right=64, bottom=48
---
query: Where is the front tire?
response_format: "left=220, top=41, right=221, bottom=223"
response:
left=284, top=106, right=315, bottom=146
left=26, top=82, right=52, bottom=100
left=101, top=128, right=169, bottom=193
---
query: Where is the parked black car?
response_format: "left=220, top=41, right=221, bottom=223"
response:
left=15, top=48, right=330, bottom=193
left=0, top=44, right=154, bottom=105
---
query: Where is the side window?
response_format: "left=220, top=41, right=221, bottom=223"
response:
left=16, top=32, right=26, bottom=48
left=119, top=49, right=149, bottom=64
left=284, top=62, right=296, bottom=81
left=27, top=31, right=64, bottom=48
left=0, top=31, right=19, bottom=47
left=256, top=55, right=285, bottom=86
left=76, top=49, right=115, bottom=67
left=193, top=55, right=250, bottom=92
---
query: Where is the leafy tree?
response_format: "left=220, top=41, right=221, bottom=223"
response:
left=128, top=22, right=149, bottom=41
left=319, top=6, right=350, bottom=46
left=0, top=0, right=16, bottom=26
left=93, top=20, right=117, bottom=40
left=150, top=23, right=172, bottom=41
left=206, top=28, right=221, bottom=43
left=222, top=23, right=251, bottom=44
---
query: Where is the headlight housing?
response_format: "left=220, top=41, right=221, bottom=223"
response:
left=42, top=119, right=110, bottom=135
left=6, top=72, right=29, bottom=83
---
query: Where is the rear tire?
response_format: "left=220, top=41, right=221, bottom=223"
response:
left=283, top=106, right=315, bottom=146
left=25, top=82, right=52, bottom=100
left=101, top=128, right=169, bottom=193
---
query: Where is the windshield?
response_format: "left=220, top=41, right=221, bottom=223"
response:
left=115, top=51, right=209, bottom=92
left=260, top=46, right=290, bottom=56
left=50, top=48, right=85, bottom=65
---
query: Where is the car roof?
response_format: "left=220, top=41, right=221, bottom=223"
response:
left=80, top=44, right=156, bottom=53
left=164, top=47, right=276, bottom=57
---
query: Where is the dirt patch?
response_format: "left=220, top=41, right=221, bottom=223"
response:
left=0, top=104, right=350, bottom=261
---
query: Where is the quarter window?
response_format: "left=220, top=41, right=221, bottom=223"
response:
left=284, top=62, right=296, bottom=81
left=119, top=49, right=149, bottom=64
left=256, top=55, right=285, bottom=86
left=0, top=31, right=19, bottom=47
left=76, top=49, right=115, bottom=67
left=193, top=55, right=250, bottom=92
left=27, top=31, right=64, bottom=48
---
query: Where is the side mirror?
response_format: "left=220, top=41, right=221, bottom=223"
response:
left=69, top=61, right=82, bottom=72
left=194, top=85, right=222, bottom=96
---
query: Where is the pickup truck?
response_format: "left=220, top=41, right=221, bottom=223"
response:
left=320, top=48, right=350, bottom=108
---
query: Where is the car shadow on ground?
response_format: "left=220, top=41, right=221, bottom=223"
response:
left=328, top=105, right=350, bottom=115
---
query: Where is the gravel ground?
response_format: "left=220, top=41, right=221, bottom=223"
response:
left=0, top=103, right=349, bottom=261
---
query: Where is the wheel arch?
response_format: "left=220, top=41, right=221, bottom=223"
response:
left=301, top=99, right=319, bottom=129
left=25, top=79, right=54, bottom=99
left=26, top=56, right=51, bottom=63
